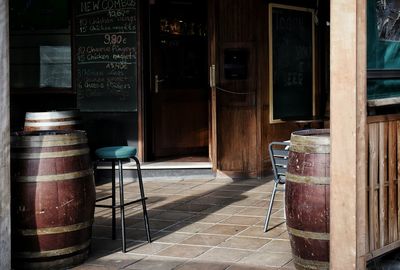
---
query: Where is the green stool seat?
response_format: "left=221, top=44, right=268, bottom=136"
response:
left=95, top=146, right=137, bottom=159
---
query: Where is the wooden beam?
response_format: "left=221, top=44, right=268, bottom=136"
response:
left=379, top=122, right=389, bottom=247
left=368, top=113, right=400, bottom=124
left=137, top=0, right=144, bottom=161
left=369, top=123, right=379, bottom=251
left=0, top=0, right=10, bottom=268
left=355, top=0, right=368, bottom=267
left=388, top=121, right=397, bottom=242
left=208, top=0, right=217, bottom=171
left=366, top=239, right=400, bottom=261
left=330, top=0, right=367, bottom=269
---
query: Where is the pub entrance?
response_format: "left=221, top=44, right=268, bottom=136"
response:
left=146, top=0, right=210, bottom=162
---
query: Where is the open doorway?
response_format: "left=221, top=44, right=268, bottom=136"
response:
left=146, top=0, right=209, bottom=162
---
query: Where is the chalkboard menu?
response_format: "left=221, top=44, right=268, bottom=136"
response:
left=74, top=0, right=137, bottom=112
left=269, top=4, right=315, bottom=123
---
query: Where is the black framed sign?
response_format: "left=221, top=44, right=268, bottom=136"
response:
left=74, top=0, right=137, bottom=112
left=268, top=4, right=315, bottom=123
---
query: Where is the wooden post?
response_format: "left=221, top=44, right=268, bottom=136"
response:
left=330, top=0, right=367, bottom=269
left=0, top=0, right=10, bottom=268
left=208, top=0, right=218, bottom=171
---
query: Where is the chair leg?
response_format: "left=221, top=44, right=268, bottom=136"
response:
left=133, top=156, right=151, bottom=243
left=111, top=160, right=116, bottom=240
left=118, top=160, right=127, bottom=253
left=264, top=181, right=279, bottom=232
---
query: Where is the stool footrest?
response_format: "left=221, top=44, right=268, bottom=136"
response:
left=96, top=195, right=113, bottom=202
left=95, top=197, right=148, bottom=209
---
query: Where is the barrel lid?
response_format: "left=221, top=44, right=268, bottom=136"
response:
left=290, top=129, right=330, bottom=154
left=25, top=110, right=80, bottom=120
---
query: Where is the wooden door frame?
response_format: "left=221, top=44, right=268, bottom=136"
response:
left=137, top=0, right=146, bottom=161
left=138, top=0, right=216, bottom=164
left=208, top=0, right=217, bottom=171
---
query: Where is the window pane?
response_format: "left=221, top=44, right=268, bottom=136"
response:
left=367, top=0, right=400, bottom=103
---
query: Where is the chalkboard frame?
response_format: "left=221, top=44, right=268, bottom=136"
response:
left=72, top=0, right=139, bottom=112
left=268, top=4, right=316, bottom=124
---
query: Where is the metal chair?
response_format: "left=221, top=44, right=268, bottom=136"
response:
left=263, top=141, right=290, bottom=232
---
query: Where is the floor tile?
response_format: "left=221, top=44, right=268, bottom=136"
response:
left=125, top=256, right=186, bottom=270
left=147, top=209, right=170, bottom=217
left=230, top=199, right=265, bottom=207
left=90, top=238, right=125, bottom=254
left=180, top=234, right=230, bottom=246
left=190, top=196, right=232, bottom=206
left=220, top=216, right=263, bottom=226
left=121, top=228, right=155, bottom=241
left=152, top=210, right=195, bottom=221
left=202, top=205, right=246, bottom=215
left=83, top=253, right=144, bottom=269
left=226, top=264, right=279, bottom=270
left=237, top=207, right=267, bottom=217
left=126, top=242, right=171, bottom=255
left=218, top=236, right=270, bottom=250
left=73, top=265, right=119, bottom=270
left=175, top=260, right=230, bottom=270
left=219, top=184, right=253, bottom=192
left=259, top=240, right=291, bottom=253
left=128, top=219, right=177, bottom=231
left=207, top=190, right=243, bottom=198
left=202, top=224, right=248, bottom=236
left=197, top=247, right=251, bottom=263
left=257, top=217, right=286, bottom=228
left=278, top=231, right=290, bottom=240
left=271, top=209, right=285, bottom=218
left=238, top=251, right=293, bottom=267
left=188, top=213, right=229, bottom=223
left=241, top=192, right=269, bottom=201
left=152, top=231, right=193, bottom=244
left=75, top=177, right=293, bottom=270
left=171, top=203, right=214, bottom=213
left=281, top=260, right=296, bottom=270
left=156, top=244, right=211, bottom=258
left=239, top=226, right=286, bottom=239
left=164, top=221, right=214, bottom=233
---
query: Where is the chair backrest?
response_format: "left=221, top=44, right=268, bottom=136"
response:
left=269, top=141, right=290, bottom=184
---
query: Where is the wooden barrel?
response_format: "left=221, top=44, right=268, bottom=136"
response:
left=24, top=110, right=81, bottom=131
left=286, top=129, right=330, bottom=270
left=11, top=130, right=95, bottom=270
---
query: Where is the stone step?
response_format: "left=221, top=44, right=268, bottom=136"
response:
left=95, top=161, right=215, bottom=181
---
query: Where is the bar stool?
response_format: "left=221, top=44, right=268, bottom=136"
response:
left=94, top=146, right=151, bottom=252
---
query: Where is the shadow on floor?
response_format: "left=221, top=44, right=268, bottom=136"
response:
left=82, top=175, right=290, bottom=269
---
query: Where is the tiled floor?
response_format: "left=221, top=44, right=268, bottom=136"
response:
left=74, top=177, right=295, bottom=270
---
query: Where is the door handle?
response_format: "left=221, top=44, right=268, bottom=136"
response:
left=209, top=65, right=216, bottom=88
left=155, top=75, right=165, bottom=93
